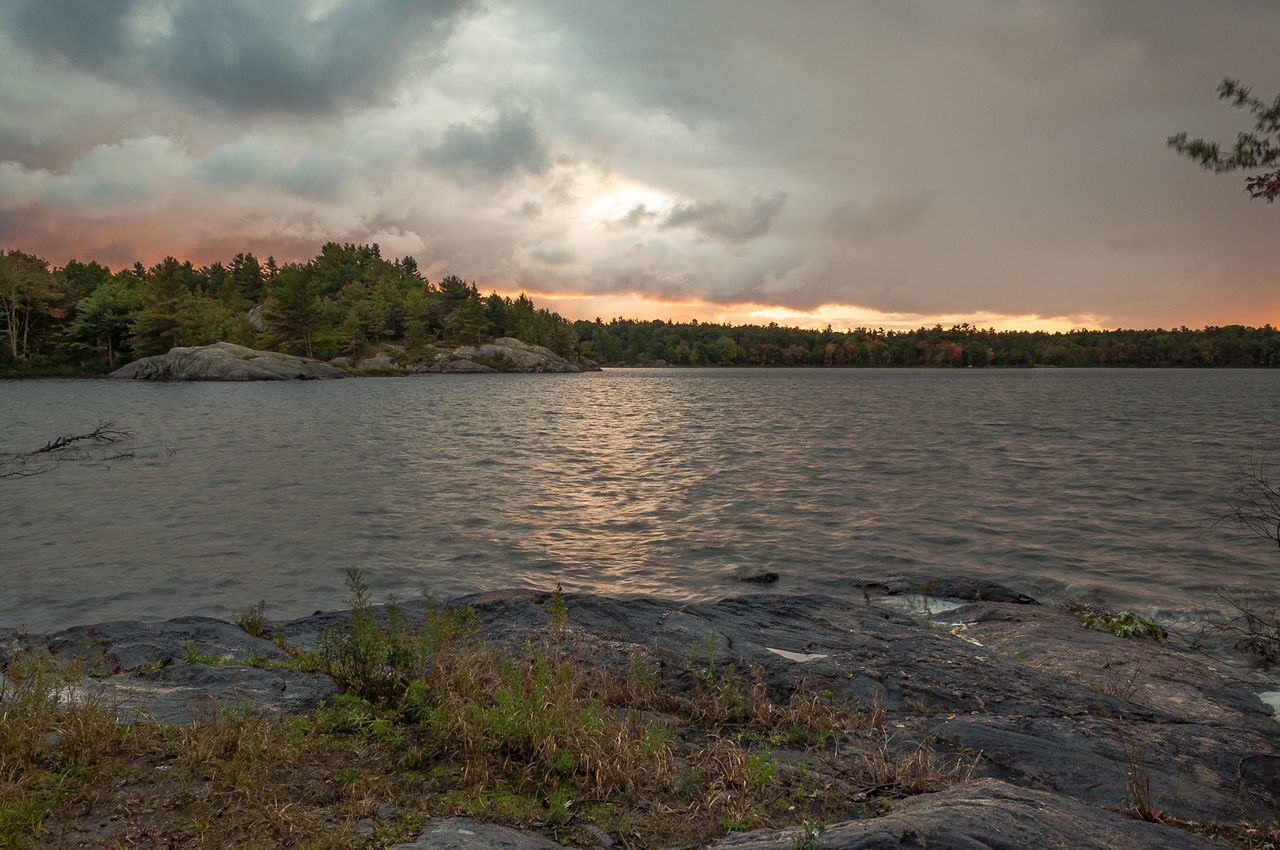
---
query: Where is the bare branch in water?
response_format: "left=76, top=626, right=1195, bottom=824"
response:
left=30, top=422, right=134, bottom=455
left=2, top=422, right=138, bottom=479
left=0, top=457, right=51, bottom=479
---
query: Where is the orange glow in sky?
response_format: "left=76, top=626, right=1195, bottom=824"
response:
left=492, top=289, right=1099, bottom=334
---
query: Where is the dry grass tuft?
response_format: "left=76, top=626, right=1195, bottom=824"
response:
left=1, top=573, right=984, bottom=848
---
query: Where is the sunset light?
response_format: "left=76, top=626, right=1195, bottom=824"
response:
left=495, top=290, right=1099, bottom=334
left=4, top=5, right=1280, bottom=846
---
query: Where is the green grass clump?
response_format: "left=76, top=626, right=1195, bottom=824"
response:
left=235, top=599, right=269, bottom=637
left=1064, top=599, right=1166, bottom=642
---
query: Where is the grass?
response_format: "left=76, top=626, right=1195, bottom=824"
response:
left=0, top=570, right=980, bottom=848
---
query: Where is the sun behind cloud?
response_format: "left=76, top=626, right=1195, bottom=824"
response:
left=577, top=177, right=672, bottom=230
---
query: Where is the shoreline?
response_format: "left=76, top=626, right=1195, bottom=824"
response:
left=3, top=581, right=1277, bottom=847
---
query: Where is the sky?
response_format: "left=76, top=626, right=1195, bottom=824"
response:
left=0, top=1, right=1277, bottom=332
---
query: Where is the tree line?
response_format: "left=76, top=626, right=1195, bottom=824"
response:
left=575, top=319, right=1280, bottom=368
left=0, top=243, right=577, bottom=374
left=4, top=242, right=1280, bottom=374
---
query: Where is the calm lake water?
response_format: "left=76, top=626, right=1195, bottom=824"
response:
left=3, top=369, right=1279, bottom=643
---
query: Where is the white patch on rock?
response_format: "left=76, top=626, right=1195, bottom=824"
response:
left=879, top=595, right=966, bottom=616
left=1259, top=690, right=1280, bottom=723
left=766, top=647, right=829, bottom=662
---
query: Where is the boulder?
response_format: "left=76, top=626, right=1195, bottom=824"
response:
left=108, top=342, right=351, bottom=381
left=355, top=352, right=411, bottom=373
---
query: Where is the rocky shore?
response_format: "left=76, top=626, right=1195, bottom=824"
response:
left=106, top=338, right=597, bottom=380
left=3, top=580, right=1277, bottom=848
left=107, top=342, right=352, bottom=381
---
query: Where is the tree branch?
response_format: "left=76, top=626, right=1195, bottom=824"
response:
left=30, top=422, right=133, bottom=455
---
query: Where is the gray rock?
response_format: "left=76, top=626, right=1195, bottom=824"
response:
left=73, top=662, right=339, bottom=726
left=246, top=304, right=270, bottom=333
left=391, top=817, right=580, bottom=850
left=355, top=353, right=410, bottom=372
left=440, top=358, right=498, bottom=373
left=9, top=582, right=1278, bottom=844
left=434, top=337, right=596, bottom=373
left=108, top=342, right=351, bottom=381
left=5, top=615, right=337, bottom=725
left=450, top=588, right=1280, bottom=823
left=708, top=778, right=1223, bottom=849
left=15, top=615, right=293, bottom=673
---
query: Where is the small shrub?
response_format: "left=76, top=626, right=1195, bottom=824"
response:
left=236, top=599, right=269, bottom=637
left=1064, top=599, right=1165, bottom=641
left=745, top=748, right=778, bottom=791
left=317, top=568, right=415, bottom=699
left=792, top=819, right=825, bottom=850
left=1125, top=744, right=1162, bottom=822
left=1214, top=592, right=1280, bottom=664
left=548, top=584, right=568, bottom=630
left=1101, top=660, right=1142, bottom=701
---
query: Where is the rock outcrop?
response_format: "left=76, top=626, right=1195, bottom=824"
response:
left=708, top=779, right=1224, bottom=849
left=426, top=337, right=598, bottom=373
left=6, top=582, right=1277, bottom=847
left=336, top=337, right=600, bottom=375
left=108, top=342, right=351, bottom=381
left=1, top=615, right=337, bottom=725
left=443, top=588, right=1279, bottom=825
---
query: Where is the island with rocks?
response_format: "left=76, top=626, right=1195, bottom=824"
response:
left=106, top=338, right=598, bottom=381
left=1, top=577, right=1276, bottom=848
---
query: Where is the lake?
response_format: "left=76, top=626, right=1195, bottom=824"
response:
left=3, top=368, right=1278, bottom=647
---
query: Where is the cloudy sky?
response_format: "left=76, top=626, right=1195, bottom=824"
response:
left=1, top=1, right=1277, bottom=331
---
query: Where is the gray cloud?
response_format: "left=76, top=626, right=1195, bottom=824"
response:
left=3, top=1, right=1280, bottom=329
left=434, top=107, right=551, bottom=182
left=823, top=191, right=937, bottom=245
left=660, top=193, right=787, bottom=244
left=530, top=245, right=574, bottom=265
left=0, top=0, right=474, bottom=117
left=615, top=204, right=657, bottom=228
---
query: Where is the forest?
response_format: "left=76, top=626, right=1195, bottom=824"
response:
left=0, top=243, right=577, bottom=375
left=573, top=317, right=1280, bottom=368
left=4, top=242, right=1280, bottom=375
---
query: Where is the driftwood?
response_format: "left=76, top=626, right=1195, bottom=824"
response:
left=2, top=422, right=137, bottom=478
left=30, top=421, right=133, bottom=454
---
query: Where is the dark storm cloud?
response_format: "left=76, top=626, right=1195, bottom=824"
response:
left=1, top=0, right=474, bottom=116
left=434, top=107, right=551, bottom=182
left=659, top=193, right=787, bottom=244
left=2, top=0, right=138, bottom=67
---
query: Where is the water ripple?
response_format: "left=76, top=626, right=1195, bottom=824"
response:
left=3, top=369, right=1280, bottom=632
